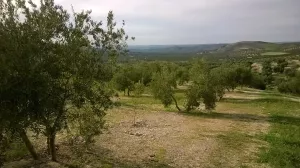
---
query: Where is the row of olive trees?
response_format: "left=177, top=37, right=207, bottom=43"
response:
left=149, top=59, right=257, bottom=112
left=112, top=61, right=189, bottom=97
left=260, top=58, right=300, bottom=94
left=0, top=0, right=131, bottom=162
left=111, top=60, right=265, bottom=111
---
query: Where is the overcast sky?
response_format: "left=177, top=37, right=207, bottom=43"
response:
left=55, top=0, right=300, bottom=45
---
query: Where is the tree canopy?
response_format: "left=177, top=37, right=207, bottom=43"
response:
left=0, top=0, right=131, bottom=161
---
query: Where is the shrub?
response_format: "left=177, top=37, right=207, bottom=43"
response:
left=278, top=73, right=300, bottom=95
left=250, top=74, right=266, bottom=90
left=134, top=82, right=145, bottom=97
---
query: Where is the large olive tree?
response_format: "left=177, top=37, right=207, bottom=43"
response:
left=0, top=0, right=131, bottom=161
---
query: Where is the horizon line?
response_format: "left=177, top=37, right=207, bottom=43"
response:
left=128, top=40, right=300, bottom=46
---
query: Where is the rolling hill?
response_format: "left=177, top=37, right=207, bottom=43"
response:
left=127, top=41, right=300, bottom=61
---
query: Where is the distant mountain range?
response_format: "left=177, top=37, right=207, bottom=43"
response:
left=128, top=44, right=225, bottom=54
left=128, top=41, right=300, bottom=54
left=127, top=41, right=300, bottom=61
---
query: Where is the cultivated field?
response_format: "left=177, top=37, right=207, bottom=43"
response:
left=261, top=52, right=289, bottom=56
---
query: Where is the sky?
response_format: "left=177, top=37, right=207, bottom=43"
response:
left=55, top=0, right=300, bottom=45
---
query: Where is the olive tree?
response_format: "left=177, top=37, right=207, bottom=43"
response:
left=0, top=0, right=131, bottom=161
left=278, top=72, right=300, bottom=95
left=274, top=59, right=288, bottom=73
left=185, top=59, right=217, bottom=111
left=112, top=68, right=135, bottom=96
left=134, top=82, right=145, bottom=97
left=262, top=60, right=273, bottom=84
left=150, top=65, right=181, bottom=111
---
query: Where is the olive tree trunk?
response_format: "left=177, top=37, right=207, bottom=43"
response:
left=19, top=129, right=39, bottom=160
left=171, top=95, right=182, bottom=112
left=49, top=134, right=57, bottom=161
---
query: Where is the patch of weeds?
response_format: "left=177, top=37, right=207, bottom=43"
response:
left=155, top=148, right=167, bottom=162
left=217, top=132, right=254, bottom=150
left=4, top=140, right=29, bottom=161
left=67, top=161, right=83, bottom=168
left=120, top=96, right=161, bottom=106
left=102, top=163, right=113, bottom=168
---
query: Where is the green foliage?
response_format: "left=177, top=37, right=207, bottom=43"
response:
left=210, top=63, right=253, bottom=94
left=150, top=70, right=175, bottom=107
left=234, top=66, right=253, bottom=86
left=274, top=59, right=288, bottom=73
left=113, top=67, right=135, bottom=96
left=68, top=103, right=107, bottom=144
left=0, top=0, right=130, bottom=161
left=262, top=61, right=274, bottom=84
left=261, top=123, right=300, bottom=168
left=185, top=61, right=256, bottom=111
left=249, top=74, right=266, bottom=90
left=284, top=67, right=297, bottom=77
left=259, top=100, right=300, bottom=168
left=4, top=140, right=29, bottom=161
left=185, top=59, right=217, bottom=111
left=176, top=67, right=190, bottom=85
left=112, top=62, right=157, bottom=96
left=210, top=67, right=226, bottom=99
left=0, top=130, right=8, bottom=166
left=185, top=84, right=201, bottom=111
left=278, top=73, right=300, bottom=95
left=136, top=62, right=153, bottom=86
left=134, top=82, right=145, bottom=97
left=149, top=63, right=183, bottom=111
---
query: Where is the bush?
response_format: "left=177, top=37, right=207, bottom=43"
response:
left=250, top=74, right=266, bottom=90
left=4, top=140, right=29, bottom=161
left=134, top=82, right=145, bottom=97
left=68, top=104, right=107, bottom=144
left=284, top=68, right=297, bottom=77
left=278, top=73, right=300, bottom=95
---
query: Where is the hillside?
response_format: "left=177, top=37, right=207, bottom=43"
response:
left=128, top=44, right=225, bottom=54
left=215, top=41, right=280, bottom=52
left=127, top=41, right=300, bottom=61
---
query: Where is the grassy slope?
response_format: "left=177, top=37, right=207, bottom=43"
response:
left=258, top=98, right=300, bottom=168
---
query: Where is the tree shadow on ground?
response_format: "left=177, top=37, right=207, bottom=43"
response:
left=222, top=96, right=300, bottom=104
left=4, top=143, right=173, bottom=168
left=179, top=96, right=300, bottom=126
left=221, top=97, right=285, bottom=104
left=180, top=111, right=300, bottom=126
left=62, top=145, right=174, bottom=168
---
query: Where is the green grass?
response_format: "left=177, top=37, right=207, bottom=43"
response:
left=184, top=93, right=300, bottom=168
left=120, top=87, right=300, bottom=167
left=155, top=148, right=167, bottom=162
left=216, top=94, right=300, bottom=167
left=217, top=132, right=254, bottom=150
left=119, top=89, right=186, bottom=112
left=258, top=98, right=300, bottom=168
left=4, top=141, right=29, bottom=161
left=261, top=52, right=288, bottom=56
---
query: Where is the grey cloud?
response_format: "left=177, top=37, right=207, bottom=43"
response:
left=55, top=0, right=300, bottom=44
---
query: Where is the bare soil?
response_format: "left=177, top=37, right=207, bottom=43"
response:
left=93, top=104, right=270, bottom=168
left=4, top=94, right=271, bottom=168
